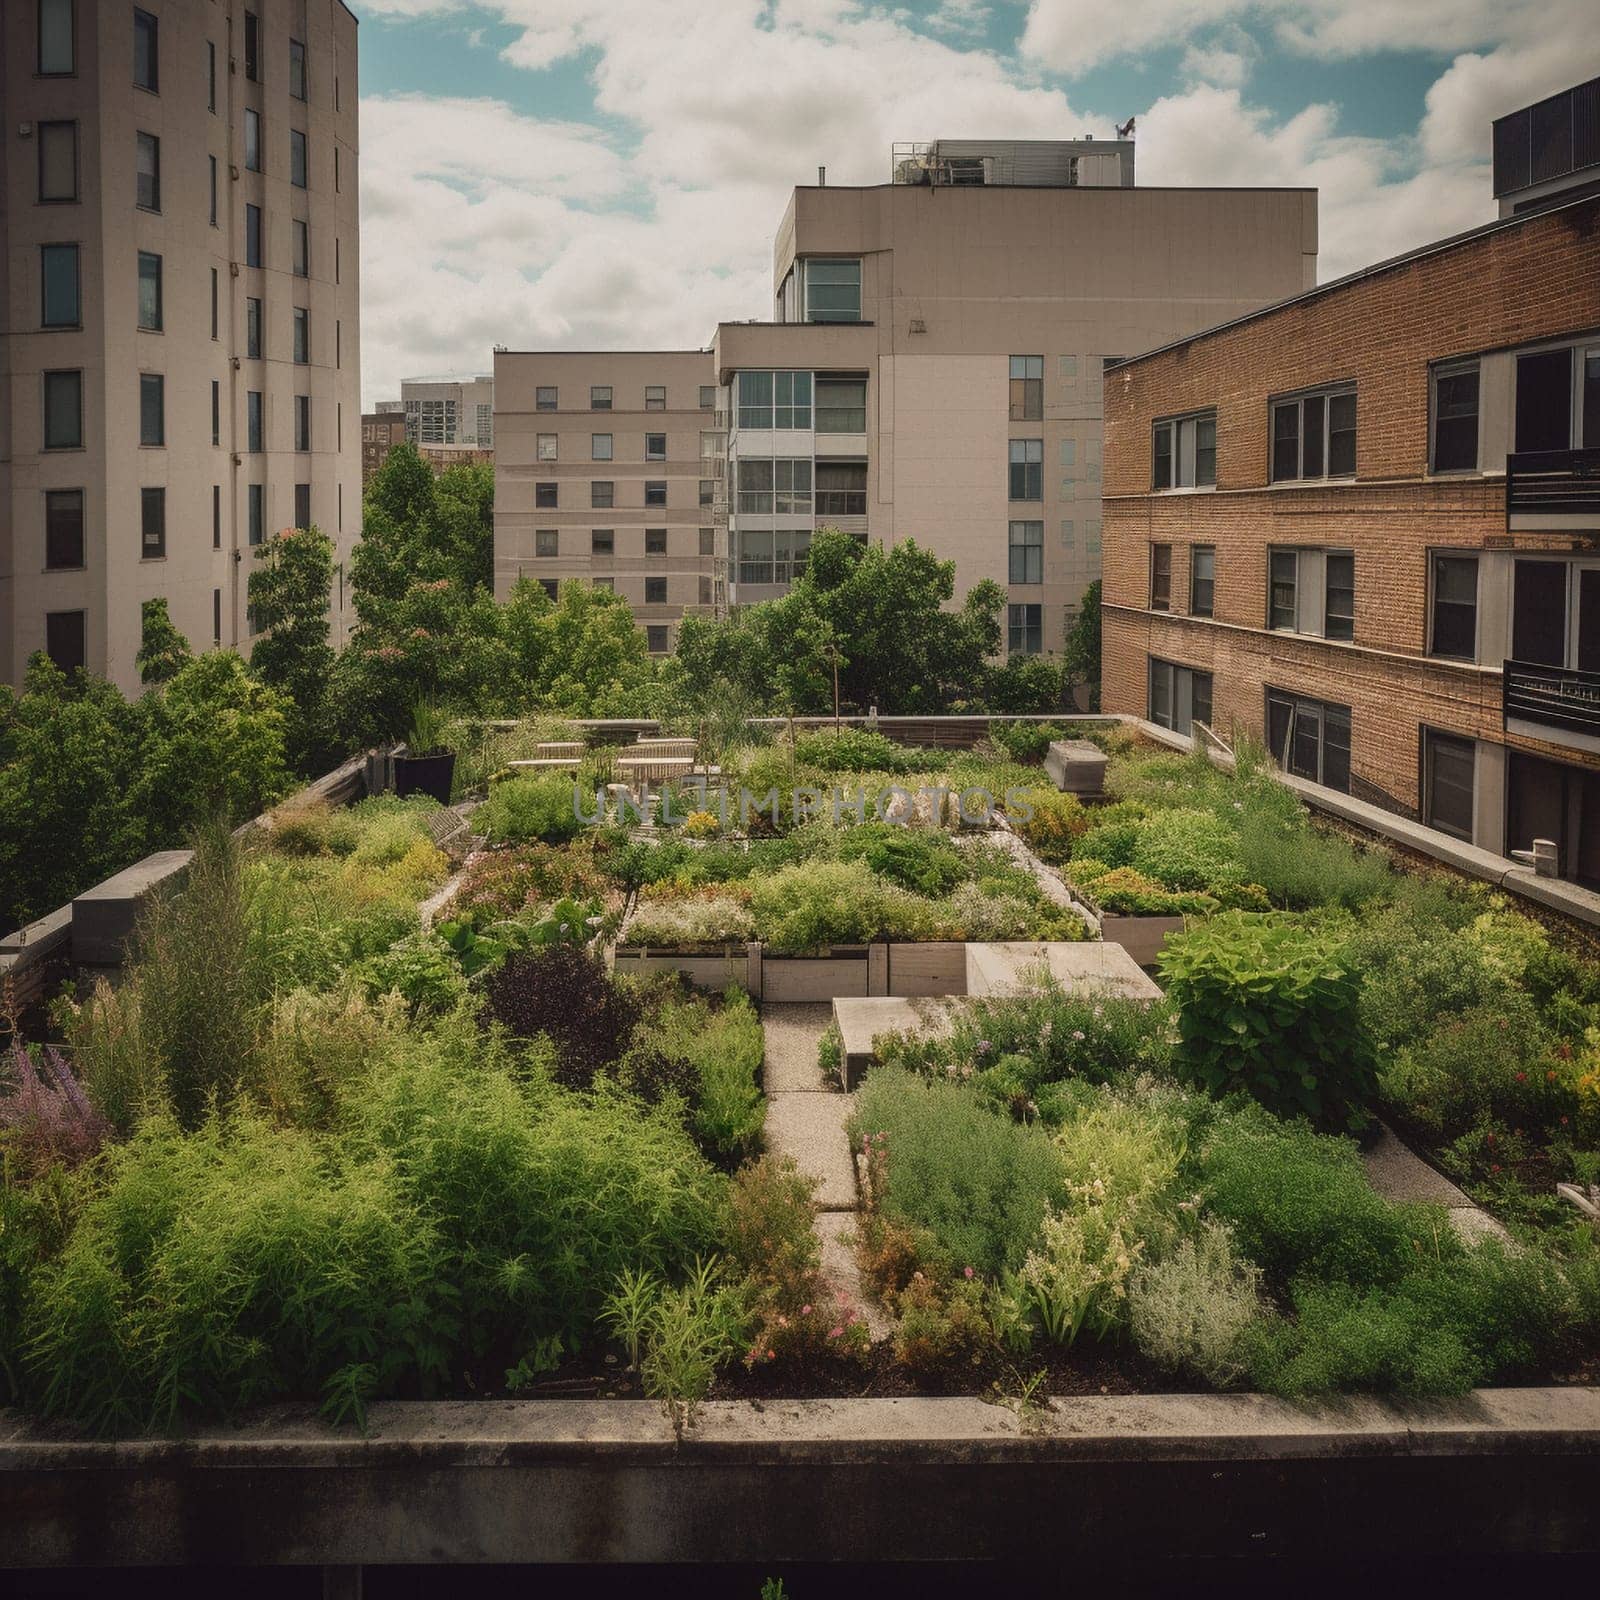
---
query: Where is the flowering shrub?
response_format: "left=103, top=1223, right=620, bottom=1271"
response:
left=1073, top=865, right=1218, bottom=917
left=892, top=1271, right=994, bottom=1379
left=445, top=845, right=615, bottom=928
left=623, top=892, right=756, bottom=949
left=750, top=860, right=943, bottom=953
left=0, top=1041, right=112, bottom=1179
left=1010, top=789, right=1088, bottom=861
left=682, top=810, right=721, bottom=840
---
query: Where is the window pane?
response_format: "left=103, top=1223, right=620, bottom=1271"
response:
left=294, top=308, right=309, bottom=363
left=1327, top=392, right=1356, bottom=475
left=806, top=259, right=861, bottom=323
left=1195, top=416, right=1217, bottom=486
left=1302, top=394, right=1324, bottom=478
left=1516, top=349, right=1573, bottom=453
left=290, top=39, right=307, bottom=100
left=248, top=390, right=263, bottom=452
left=244, top=11, right=259, bottom=80
left=1190, top=546, right=1214, bottom=617
left=1008, top=521, right=1043, bottom=584
left=1151, top=544, right=1171, bottom=610
left=591, top=481, right=613, bottom=507
left=140, top=374, right=164, bottom=445
left=140, top=487, right=165, bottom=557
left=592, top=435, right=613, bottom=462
left=590, top=386, right=612, bottom=410
left=1191, top=672, right=1213, bottom=731
left=248, top=483, right=264, bottom=544
left=39, top=121, right=77, bottom=200
left=1153, top=424, right=1172, bottom=489
left=646, top=433, right=666, bottom=460
left=1425, top=731, right=1475, bottom=840
left=136, top=132, right=159, bottom=210
left=1271, top=403, right=1299, bottom=481
left=41, top=244, right=79, bottom=327
left=247, top=205, right=262, bottom=266
left=137, top=251, right=162, bottom=330
left=133, top=8, right=158, bottom=91
left=45, top=489, right=84, bottom=569
left=245, top=108, right=261, bottom=170
left=1322, top=704, right=1352, bottom=793
left=291, top=129, right=307, bottom=188
left=815, top=378, right=866, bottom=433
left=246, top=297, right=262, bottom=358
left=1269, top=549, right=1297, bottom=629
left=592, top=530, right=614, bottom=554
left=738, top=371, right=773, bottom=429
left=40, top=0, right=74, bottom=72
left=1149, top=660, right=1172, bottom=727
left=1433, top=365, right=1480, bottom=471
left=1430, top=555, right=1478, bottom=658
left=1325, top=551, right=1354, bottom=640
left=46, top=611, right=87, bottom=674
left=1512, top=558, right=1567, bottom=666
left=537, top=434, right=557, bottom=462
left=44, top=370, right=81, bottom=448
left=293, top=220, right=308, bottom=276
left=536, top=386, right=558, bottom=411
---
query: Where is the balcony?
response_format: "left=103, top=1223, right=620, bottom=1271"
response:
left=1507, top=448, right=1600, bottom=528
left=1504, top=658, right=1600, bottom=752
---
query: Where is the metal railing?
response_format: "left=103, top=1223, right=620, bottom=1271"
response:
left=1503, top=657, right=1600, bottom=738
left=1506, top=448, right=1600, bottom=521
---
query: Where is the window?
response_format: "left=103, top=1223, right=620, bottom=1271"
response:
left=244, top=11, right=260, bottom=81
left=538, top=579, right=558, bottom=601
left=536, top=434, right=557, bottom=462
left=1512, top=558, right=1568, bottom=667
left=41, top=244, right=79, bottom=328
left=646, top=433, right=667, bottom=460
left=1269, top=548, right=1298, bottom=630
left=294, top=482, right=310, bottom=529
left=1271, top=386, right=1356, bottom=481
left=39, top=0, right=74, bottom=74
left=1423, top=729, right=1475, bottom=841
left=38, top=121, right=78, bottom=201
left=133, top=7, right=158, bottom=91
left=805, top=258, right=861, bottom=323
left=1325, top=551, right=1355, bottom=641
left=293, top=307, right=309, bottom=364
left=1150, top=544, right=1171, bottom=611
left=1515, top=344, right=1600, bottom=453
left=1148, top=659, right=1214, bottom=736
left=211, top=381, right=220, bottom=445
left=140, top=373, right=164, bottom=445
left=536, top=386, right=558, bottom=411
left=214, top=588, right=222, bottom=644
left=535, top=483, right=558, bottom=509
left=699, top=478, right=716, bottom=507
left=646, top=625, right=669, bottom=653
left=536, top=530, right=559, bottom=557
left=289, top=37, right=307, bottom=100
left=244, top=108, right=261, bottom=171
left=135, top=132, right=160, bottom=211
left=45, top=489, right=84, bottom=569
left=246, top=297, right=262, bottom=358
left=248, top=483, right=264, bottom=544
left=1009, top=521, right=1043, bottom=584
left=45, top=612, right=86, bottom=675
left=815, top=378, right=866, bottom=433
left=293, top=219, right=308, bottom=277
left=700, top=385, right=716, bottom=409
left=208, top=39, right=216, bottom=110
left=645, top=528, right=668, bottom=555
left=1430, top=555, right=1478, bottom=660
left=43, top=370, right=81, bottom=448
left=1179, top=545, right=1215, bottom=620
left=136, top=251, right=162, bottom=331
left=1009, top=356, right=1043, bottom=421
left=247, top=390, right=263, bottom=452
left=645, top=385, right=666, bottom=411
left=590, top=386, right=612, bottom=410
left=591, top=481, right=614, bottom=508
left=645, top=577, right=667, bottom=604
left=736, top=370, right=812, bottom=430
left=1008, top=603, right=1042, bottom=654
left=209, top=155, right=218, bottom=224
left=211, top=268, right=219, bottom=338
left=592, top=434, right=613, bottom=461
left=246, top=205, right=263, bottom=267
left=1266, top=690, right=1351, bottom=793
left=1152, top=411, right=1217, bottom=489
left=736, top=459, right=811, bottom=514
left=644, top=481, right=668, bottom=507
left=290, top=129, right=307, bottom=188
left=294, top=395, right=310, bottom=452
left=140, top=487, right=165, bottom=558
left=1008, top=439, right=1043, bottom=500
left=591, top=529, right=614, bottom=555
left=1431, top=360, right=1479, bottom=472
left=213, top=484, right=221, bottom=548
left=699, top=528, right=715, bottom=556
left=815, top=461, right=866, bottom=517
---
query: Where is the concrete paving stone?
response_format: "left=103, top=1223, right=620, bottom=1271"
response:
left=766, top=1091, right=858, bottom=1211
left=815, top=1210, right=893, bottom=1342
left=1361, top=1123, right=1473, bottom=1207
left=760, top=1001, right=835, bottom=1093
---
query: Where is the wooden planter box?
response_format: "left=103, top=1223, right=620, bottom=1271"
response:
left=1097, top=913, right=1186, bottom=967
left=611, top=940, right=982, bottom=1001
left=611, top=942, right=758, bottom=993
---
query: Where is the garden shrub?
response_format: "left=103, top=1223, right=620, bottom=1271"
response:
left=749, top=860, right=942, bottom=952
left=25, top=1113, right=448, bottom=1433
left=1234, top=808, right=1396, bottom=910
left=794, top=728, right=942, bottom=775
left=0, top=1042, right=111, bottom=1181
left=259, top=986, right=401, bottom=1129
left=1198, top=1112, right=1448, bottom=1290
left=986, top=721, right=1065, bottom=764
left=851, top=1068, right=1065, bottom=1278
left=265, top=799, right=360, bottom=858
left=1129, top=807, right=1246, bottom=893
left=1128, top=1219, right=1264, bottom=1386
left=1073, top=817, right=1144, bottom=870
left=478, top=774, right=584, bottom=845
left=446, top=844, right=615, bottom=928
left=356, top=930, right=470, bottom=1019
left=832, top=824, right=964, bottom=896
left=942, top=881, right=1040, bottom=942
left=643, top=991, right=766, bottom=1163
left=892, top=1272, right=996, bottom=1379
left=1009, top=789, right=1087, bottom=862
left=1077, top=866, right=1218, bottom=917
left=1161, top=913, right=1378, bottom=1132
left=624, top=890, right=756, bottom=948
left=479, top=944, right=640, bottom=1088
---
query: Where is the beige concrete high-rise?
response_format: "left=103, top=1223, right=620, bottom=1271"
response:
left=1, top=0, right=362, bottom=693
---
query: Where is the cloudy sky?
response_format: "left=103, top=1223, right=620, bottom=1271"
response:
left=352, top=0, right=1599, bottom=407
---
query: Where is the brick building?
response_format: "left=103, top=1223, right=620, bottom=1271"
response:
left=1101, top=83, right=1600, bottom=885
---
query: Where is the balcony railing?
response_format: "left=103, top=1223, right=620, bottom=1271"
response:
left=1503, top=658, right=1600, bottom=740
left=1506, top=448, right=1600, bottom=521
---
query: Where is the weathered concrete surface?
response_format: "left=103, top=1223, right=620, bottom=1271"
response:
left=69, top=850, right=193, bottom=965
left=965, top=940, right=1162, bottom=1000
left=760, top=1002, right=834, bottom=1093
left=1044, top=738, right=1109, bottom=796
left=765, top=1092, right=857, bottom=1211
left=2, top=1391, right=1597, bottom=1567
left=1362, top=1123, right=1510, bottom=1244
left=833, top=995, right=960, bottom=1089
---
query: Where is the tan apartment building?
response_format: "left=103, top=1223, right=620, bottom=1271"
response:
left=1101, top=77, right=1600, bottom=886
left=493, top=351, right=725, bottom=653
left=1, top=0, right=362, bottom=693
left=707, top=140, right=1317, bottom=656
left=397, top=373, right=494, bottom=449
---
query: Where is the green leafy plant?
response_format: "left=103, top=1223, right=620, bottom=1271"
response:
left=404, top=698, right=449, bottom=759
left=1128, top=1219, right=1265, bottom=1386
left=477, top=774, right=585, bottom=845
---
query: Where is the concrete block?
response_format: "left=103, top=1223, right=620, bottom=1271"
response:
left=761, top=954, right=870, bottom=1002
left=1097, top=914, right=1186, bottom=968
left=611, top=948, right=749, bottom=992
left=1044, top=739, right=1109, bottom=796
left=886, top=940, right=967, bottom=995
left=965, top=940, right=1162, bottom=1001
left=71, top=850, right=193, bottom=967
left=833, top=996, right=961, bottom=1089
left=0, top=904, right=73, bottom=956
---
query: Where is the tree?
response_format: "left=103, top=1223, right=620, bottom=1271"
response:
left=249, top=526, right=338, bottom=771
left=135, top=598, right=193, bottom=685
left=1063, top=580, right=1102, bottom=711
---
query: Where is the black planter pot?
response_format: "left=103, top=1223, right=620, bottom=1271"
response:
left=394, top=750, right=456, bottom=804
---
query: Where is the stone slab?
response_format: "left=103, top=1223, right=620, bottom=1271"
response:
left=766, top=1091, right=858, bottom=1211
left=1044, top=738, right=1109, bottom=796
left=833, top=996, right=960, bottom=1089
left=965, top=940, right=1162, bottom=1001
left=1361, top=1123, right=1510, bottom=1244
left=70, top=850, right=193, bottom=966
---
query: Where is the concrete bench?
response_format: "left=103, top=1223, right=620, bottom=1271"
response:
left=536, top=742, right=586, bottom=758
left=1043, top=739, right=1109, bottom=797
left=965, top=940, right=1161, bottom=1000
left=71, top=850, right=194, bottom=966
left=507, top=758, right=582, bottom=772
left=833, top=996, right=962, bottom=1090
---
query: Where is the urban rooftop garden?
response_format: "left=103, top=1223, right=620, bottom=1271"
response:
left=2, top=717, right=1599, bottom=1437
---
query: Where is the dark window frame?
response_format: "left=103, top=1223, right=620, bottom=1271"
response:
left=139, top=372, right=164, bottom=446
left=137, top=250, right=162, bottom=331
left=1009, top=355, right=1043, bottom=421
left=1189, top=544, right=1215, bottom=618
left=40, top=241, right=80, bottom=329
left=140, top=485, right=166, bottom=559
left=135, top=130, right=161, bottom=212
left=1150, top=543, right=1172, bottom=612
left=133, top=6, right=158, bottom=93
left=38, top=0, right=76, bottom=76
left=42, top=368, right=83, bottom=449
left=1430, top=358, right=1480, bottom=473
left=45, top=487, right=85, bottom=570
left=37, top=120, right=79, bottom=202
left=1421, top=726, right=1475, bottom=842
left=1270, top=383, right=1356, bottom=482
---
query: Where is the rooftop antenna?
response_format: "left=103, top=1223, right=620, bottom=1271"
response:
left=1116, top=116, right=1137, bottom=139
left=818, top=165, right=827, bottom=185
